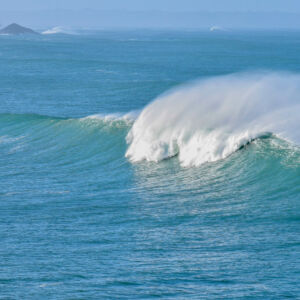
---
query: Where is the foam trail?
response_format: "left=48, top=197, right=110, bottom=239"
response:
left=126, top=72, right=300, bottom=166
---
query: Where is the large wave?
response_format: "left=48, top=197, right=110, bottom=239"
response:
left=125, top=72, right=300, bottom=167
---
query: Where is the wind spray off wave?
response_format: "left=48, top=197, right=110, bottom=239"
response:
left=126, top=72, right=300, bottom=166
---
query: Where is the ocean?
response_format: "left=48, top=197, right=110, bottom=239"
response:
left=0, top=30, right=299, bottom=299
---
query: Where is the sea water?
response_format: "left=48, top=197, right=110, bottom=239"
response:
left=0, top=30, right=299, bottom=299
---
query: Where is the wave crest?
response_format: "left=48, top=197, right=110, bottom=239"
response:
left=125, top=72, right=300, bottom=166
left=81, top=110, right=139, bottom=125
left=42, top=26, right=74, bottom=35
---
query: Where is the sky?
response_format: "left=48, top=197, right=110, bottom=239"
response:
left=1, top=0, right=300, bottom=29
left=2, top=0, right=300, bottom=12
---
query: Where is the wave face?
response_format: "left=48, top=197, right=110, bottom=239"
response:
left=0, top=113, right=132, bottom=169
left=126, top=72, right=300, bottom=166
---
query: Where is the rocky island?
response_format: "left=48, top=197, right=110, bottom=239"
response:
left=0, top=23, right=39, bottom=35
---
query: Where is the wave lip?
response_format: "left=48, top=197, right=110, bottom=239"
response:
left=126, top=72, right=300, bottom=167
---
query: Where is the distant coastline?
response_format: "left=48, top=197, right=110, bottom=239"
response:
left=0, top=23, right=39, bottom=35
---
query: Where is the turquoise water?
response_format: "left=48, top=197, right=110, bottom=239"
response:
left=0, top=30, right=300, bottom=299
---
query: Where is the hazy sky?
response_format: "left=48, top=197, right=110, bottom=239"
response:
left=2, top=0, right=300, bottom=12
left=1, top=1, right=300, bottom=29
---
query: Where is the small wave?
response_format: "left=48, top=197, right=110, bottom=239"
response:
left=0, top=111, right=138, bottom=126
left=125, top=72, right=300, bottom=167
left=210, top=26, right=226, bottom=32
left=42, top=26, right=74, bottom=35
left=82, top=110, right=140, bottom=125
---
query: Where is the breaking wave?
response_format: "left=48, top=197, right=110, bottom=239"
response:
left=42, top=27, right=75, bottom=35
left=1, top=72, right=299, bottom=168
left=125, top=72, right=300, bottom=166
left=82, top=110, right=139, bottom=125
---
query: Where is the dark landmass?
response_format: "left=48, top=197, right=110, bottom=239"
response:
left=0, top=23, right=39, bottom=35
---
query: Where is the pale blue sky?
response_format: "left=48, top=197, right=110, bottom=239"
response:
left=2, top=0, right=300, bottom=12
left=1, top=1, right=300, bottom=29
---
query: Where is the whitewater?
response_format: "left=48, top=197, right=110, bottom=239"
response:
left=125, top=72, right=300, bottom=166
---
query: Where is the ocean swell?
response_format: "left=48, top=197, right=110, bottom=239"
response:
left=125, top=72, right=300, bottom=166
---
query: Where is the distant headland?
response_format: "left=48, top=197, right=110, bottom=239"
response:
left=0, top=23, right=39, bottom=35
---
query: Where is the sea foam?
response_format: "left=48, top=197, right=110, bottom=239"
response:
left=126, top=72, right=300, bottom=166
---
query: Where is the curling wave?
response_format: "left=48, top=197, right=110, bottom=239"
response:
left=125, top=72, right=300, bottom=166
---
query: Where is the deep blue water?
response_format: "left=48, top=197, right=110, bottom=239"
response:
left=0, top=30, right=299, bottom=299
